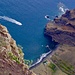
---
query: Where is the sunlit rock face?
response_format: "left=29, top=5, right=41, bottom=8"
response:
left=0, top=25, right=36, bottom=75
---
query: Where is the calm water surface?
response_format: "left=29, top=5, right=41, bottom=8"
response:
left=0, top=0, right=75, bottom=62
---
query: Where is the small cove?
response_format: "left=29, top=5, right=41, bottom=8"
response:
left=0, top=0, right=75, bottom=64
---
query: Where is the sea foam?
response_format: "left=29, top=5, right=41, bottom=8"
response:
left=30, top=50, right=52, bottom=69
left=58, top=2, right=69, bottom=16
left=0, top=16, right=22, bottom=25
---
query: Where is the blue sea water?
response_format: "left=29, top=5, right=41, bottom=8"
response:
left=0, top=0, right=75, bottom=63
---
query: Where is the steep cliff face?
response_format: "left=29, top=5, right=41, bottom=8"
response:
left=44, top=9, right=75, bottom=46
left=44, top=9, right=75, bottom=75
left=0, top=25, right=35, bottom=75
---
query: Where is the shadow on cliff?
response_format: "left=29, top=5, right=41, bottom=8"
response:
left=44, top=34, right=59, bottom=50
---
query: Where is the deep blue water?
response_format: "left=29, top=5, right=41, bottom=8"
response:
left=0, top=0, right=75, bottom=63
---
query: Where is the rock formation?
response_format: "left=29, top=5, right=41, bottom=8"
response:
left=44, top=9, right=75, bottom=46
left=0, top=25, right=36, bottom=75
left=44, top=9, right=75, bottom=75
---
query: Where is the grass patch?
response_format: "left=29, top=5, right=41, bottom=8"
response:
left=8, top=52, right=20, bottom=64
left=51, top=55, right=75, bottom=75
left=48, top=62, right=57, bottom=72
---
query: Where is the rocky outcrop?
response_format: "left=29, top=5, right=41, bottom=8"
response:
left=0, top=25, right=36, bottom=75
left=44, top=9, right=75, bottom=75
left=44, top=9, right=75, bottom=46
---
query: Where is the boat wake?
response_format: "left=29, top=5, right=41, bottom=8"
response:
left=30, top=49, right=52, bottom=69
left=0, top=16, right=22, bottom=25
left=58, top=2, right=69, bottom=16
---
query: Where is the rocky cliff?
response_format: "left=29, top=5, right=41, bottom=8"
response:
left=44, top=9, right=75, bottom=75
left=44, top=9, right=75, bottom=46
left=0, top=25, right=35, bottom=75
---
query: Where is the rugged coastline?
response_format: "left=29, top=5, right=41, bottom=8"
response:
left=0, top=25, right=35, bottom=75
left=32, top=9, right=75, bottom=75
left=1, top=8, right=75, bottom=75
left=44, top=9, right=75, bottom=46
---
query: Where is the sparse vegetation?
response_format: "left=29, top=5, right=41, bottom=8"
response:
left=48, top=62, right=57, bottom=72
left=8, top=52, right=20, bottom=64
left=24, top=59, right=33, bottom=66
left=51, top=55, right=75, bottom=75
left=17, top=44, right=33, bottom=66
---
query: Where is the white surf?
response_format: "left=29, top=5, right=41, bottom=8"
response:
left=30, top=50, right=52, bottom=68
left=58, top=2, right=69, bottom=16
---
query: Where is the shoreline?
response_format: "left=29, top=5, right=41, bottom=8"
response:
left=29, top=44, right=58, bottom=70
left=31, top=44, right=71, bottom=75
left=29, top=50, right=52, bottom=70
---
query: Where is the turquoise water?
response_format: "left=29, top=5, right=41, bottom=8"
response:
left=0, top=0, right=75, bottom=63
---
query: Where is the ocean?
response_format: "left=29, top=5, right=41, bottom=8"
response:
left=0, top=0, right=75, bottom=64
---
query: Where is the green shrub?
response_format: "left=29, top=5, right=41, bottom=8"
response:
left=8, top=52, right=20, bottom=64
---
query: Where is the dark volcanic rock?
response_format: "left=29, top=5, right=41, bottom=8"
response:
left=44, top=9, right=75, bottom=46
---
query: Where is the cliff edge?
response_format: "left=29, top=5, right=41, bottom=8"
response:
left=44, top=9, right=75, bottom=46
left=44, top=9, right=75, bottom=75
left=0, top=25, right=35, bottom=75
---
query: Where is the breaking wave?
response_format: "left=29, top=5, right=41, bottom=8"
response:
left=58, top=2, right=69, bottom=16
left=0, top=16, right=22, bottom=25
left=30, top=49, right=52, bottom=69
left=45, top=15, right=51, bottom=21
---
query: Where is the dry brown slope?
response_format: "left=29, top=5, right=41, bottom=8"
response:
left=0, top=25, right=36, bottom=75
left=44, top=9, right=75, bottom=75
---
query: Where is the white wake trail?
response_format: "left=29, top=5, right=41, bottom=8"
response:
left=0, top=16, right=22, bottom=25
